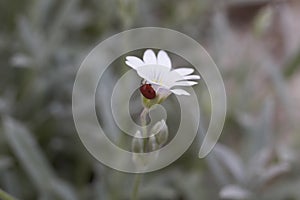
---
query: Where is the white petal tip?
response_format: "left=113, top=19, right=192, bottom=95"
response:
left=173, top=81, right=198, bottom=87
left=125, top=56, right=144, bottom=69
left=157, top=50, right=171, bottom=68
left=143, top=49, right=156, bottom=64
left=171, top=89, right=190, bottom=96
left=173, top=68, right=194, bottom=76
left=184, top=75, right=201, bottom=80
left=125, top=61, right=137, bottom=69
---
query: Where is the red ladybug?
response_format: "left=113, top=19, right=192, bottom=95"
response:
left=140, top=84, right=156, bottom=99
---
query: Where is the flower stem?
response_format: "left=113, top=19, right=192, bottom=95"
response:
left=140, top=108, right=149, bottom=152
left=131, top=174, right=142, bottom=200
left=131, top=107, right=148, bottom=200
left=140, top=108, right=148, bottom=127
left=0, top=188, right=17, bottom=200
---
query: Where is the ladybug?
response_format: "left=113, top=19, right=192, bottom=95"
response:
left=140, top=83, right=156, bottom=99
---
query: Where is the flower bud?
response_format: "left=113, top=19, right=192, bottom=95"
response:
left=148, top=135, right=159, bottom=151
left=151, top=120, right=168, bottom=147
left=131, top=130, right=144, bottom=153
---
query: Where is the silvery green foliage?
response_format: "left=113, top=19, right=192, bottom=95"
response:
left=2, top=117, right=77, bottom=200
left=1, top=0, right=300, bottom=199
left=220, top=185, right=251, bottom=200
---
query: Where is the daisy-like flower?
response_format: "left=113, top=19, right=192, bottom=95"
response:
left=125, top=49, right=200, bottom=105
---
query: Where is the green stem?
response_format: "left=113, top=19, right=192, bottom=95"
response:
left=130, top=107, right=148, bottom=200
left=0, top=188, right=17, bottom=200
left=140, top=108, right=149, bottom=152
left=140, top=108, right=148, bottom=127
left=131, top=174, right=142, bottom=200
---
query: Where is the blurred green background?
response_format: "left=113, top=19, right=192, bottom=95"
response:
left=1, top=0, right=300, bottom=199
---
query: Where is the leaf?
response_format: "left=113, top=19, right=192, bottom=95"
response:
left=17, top=17, right=44, bottom=62
left=239, top=98, right=274, bottom=158
left=260, top=162, right=290, bottom=186
left=0, top=188, right=17, bottom=200
left=284, top=47, right=300, bottom=78
left=2, top=117, right=53, bottom=193
left=2, top=116, right=77, bottom=200
left=0, top=156, right=13, bottom=171
left=262, top=179, right=300, bottom=200
left=214, top=144, right=246, bottom=184
left=220, top=185, right=251, bottom=200
left=198, top=123, right=230, bottom=186
left=253, top=6, right=273, bottom=37
left=50, top=178, right=78, bottom=200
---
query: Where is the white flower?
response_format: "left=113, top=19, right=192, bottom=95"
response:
left=125, top=49, right=200, bottom=99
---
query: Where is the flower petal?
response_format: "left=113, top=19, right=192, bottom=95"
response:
left=136, top=65, right=170, bottom=88
left=182, top=75, right=201, bottom=80
left=125, top=56, right=144, bottom=69
left=171, top=89, right=190, bottom=95
left=143, top=49, right=156, bottom=64
left=173, top=68, right=194, bottom=76
left=172, top=81, right=198, bottom=86
left=156, top=70, right=182, bottom=88
left=157, top=50, right=171, bottom=69
left=156, top=86, right=172, bottom=98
